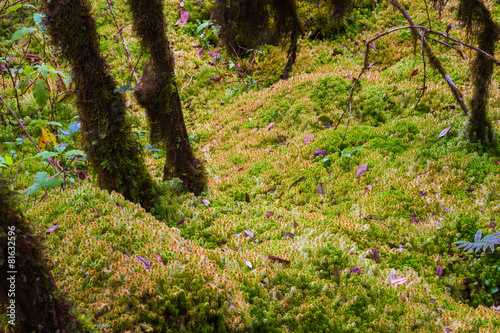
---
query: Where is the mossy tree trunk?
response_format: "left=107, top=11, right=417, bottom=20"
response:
left=128, top=0, right=207, bottom=195
left=41, top=0, right=155, bottom=209
left=458, top=0, right=500, bottom=145
left=0, top=178, right=85, bottom=332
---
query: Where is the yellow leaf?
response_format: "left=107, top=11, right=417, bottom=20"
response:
left=46, top=128, right=58, bottom=146
left=38, top=128, right=49, bottom=150
left=38, top=128, right=58, bottom=150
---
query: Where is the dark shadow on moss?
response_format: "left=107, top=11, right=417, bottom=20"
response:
left=0, top=177, right=88, bottom=332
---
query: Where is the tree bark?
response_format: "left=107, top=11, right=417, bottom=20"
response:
left=128, top=0, right=207, bottom=194
left=41, top=0, right=155, bottom=209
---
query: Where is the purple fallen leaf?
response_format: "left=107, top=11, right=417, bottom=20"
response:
left=46, top=225, right=59, bottom=233
left=401, top=296, right=409, bottom=302
left=196, top=48, right=204, bottom=55
left=264, top=211, right=274, bottom=218
left=244, top=260, right=252, bottom=268
left=372, top=248, right=379, bottom=263
left=201, top=199, right=210, bottom=206
left=369, top=41, right=377, bottom=51
left=177, top=218, right=187, bottom=226
left=268, top=255, right=290, bottom=264
left=419, top=191, right=426, bottom=198
left=229, top=301, right=236, bottom=311
left=410, top=212, right=417, bottom=224
left=367, top=185, right=373, bottom=191
left=116, top=202, right=124, bottom=209
left=438, top=125, right=452, bottom=138
left=290, top=177, right=306, bottom=188
left=313, top=150, right=328, bottom=158
left=445, top=208, right=450, bottom=212
left=356, top=163, right=368, bottom=178
left=102, top=229, right=107, bottom=235
left=284, top=232, right=294, bottom=239
left=303, top=135, right=316, bottom=144
left=137, top=255, right=150, bottom=270
left=430, top=298, right=436, bottom=304
left=245, top=192, right=250, bottom=203
left=436, top=265, right=443, bottom=277
left=350, top=267, right=361, bottom=274
left=243, top=230, right=254, bottom=238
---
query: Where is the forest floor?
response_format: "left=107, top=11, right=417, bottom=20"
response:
left=2, top=0, right=500, bottom=332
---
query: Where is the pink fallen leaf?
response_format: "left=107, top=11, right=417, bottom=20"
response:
left=201, top=144, right=210, bottom=153
left=410, top=212, right=417, bottom=224
left=243, top=230, right=254, bottom=238
left=369, top=41, right=377, bottom=51
left=390, top=276, right=409, bottom=285
left=303, top=135, right=316, bottom=144
left=177, top=218, right=187, bottom=226
left=284, top=232, right=294, bottom=239
left=265, top=122, right=276, bottom=131
left=244, top=260, right=252, bottom=268
left=264, top=211, right=274, bottom=218
left=356, top=163, right=368, bottom=178
left=201, top=199, right=210, bottom=206
left=438, top=125, right=452, bottom=138
left=175, top=9, right=190, bottom=25
left=46, top=225, right=59, bottom=233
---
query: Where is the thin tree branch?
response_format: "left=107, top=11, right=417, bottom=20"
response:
left=391, top=0, right=469, bottom=115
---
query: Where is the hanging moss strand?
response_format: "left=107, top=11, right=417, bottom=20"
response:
left=127, top=0, right=207, bottom=195
left=41, top=0, right=155, bottom=209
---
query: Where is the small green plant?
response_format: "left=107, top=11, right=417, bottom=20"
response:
left=339, top=147, right=364, bottom=170
left=455, top=230, right=500, bottom=253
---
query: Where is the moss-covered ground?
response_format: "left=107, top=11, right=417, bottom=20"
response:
left=2, top=0, right=500, bottom=331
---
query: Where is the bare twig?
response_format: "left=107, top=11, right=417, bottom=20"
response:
left=364, top=214, right=395, bottom=230
left=106, top=0, right=138, bottom=84
left=425, top=30, right=500, bottom=66
left=415, top=30, right=427, bottom=108
left=391, top=0, right=469, bottom=115
left=180, top=74, right=196, bottom=91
